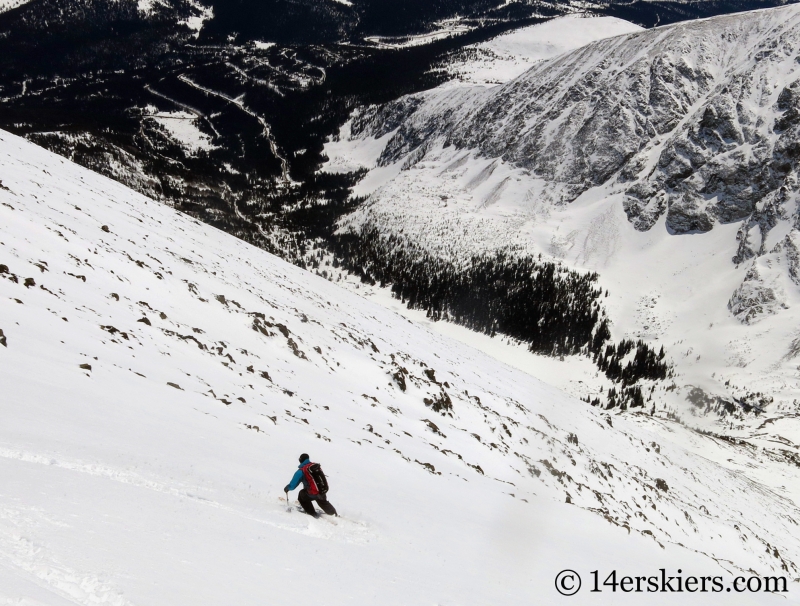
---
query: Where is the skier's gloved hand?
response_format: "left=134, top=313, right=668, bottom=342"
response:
left=283, top=485, right=290, bottom=493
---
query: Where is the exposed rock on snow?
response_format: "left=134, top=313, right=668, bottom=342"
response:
left=0, top=0, right=28, bottom=13
left=728, top=265, right=787, bottom=324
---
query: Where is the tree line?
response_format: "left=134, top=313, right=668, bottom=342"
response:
left=330, top=227, right=670, bottom=408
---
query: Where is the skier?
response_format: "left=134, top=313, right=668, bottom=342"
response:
left=284, top=453, right=338, bottom=517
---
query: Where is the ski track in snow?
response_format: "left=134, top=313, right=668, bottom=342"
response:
left=1, top=129, right=799, bottom=603
left=0, top=445, right=374, bottom=545
left=0, top=494, right=136, bottom=606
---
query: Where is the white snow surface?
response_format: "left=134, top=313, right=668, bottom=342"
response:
left=364, top=19, right=472, bottom=49
left=178, top=0, right=214, bottom=36
left=320, top=115, right=399, bottom=175
left=445, top=14, right=644, bottom=85
left=2, top=130, right=800, bottom=603
left=147, top=108, right=217, bottom=154
left=0, top=0, right=28, bottom=13
left=136, top=0, right=212, bottom=35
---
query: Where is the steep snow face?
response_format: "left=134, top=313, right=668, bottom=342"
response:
left=324, top=4, right=800, bottom=430
left=1, top=130, right=800, bottom=603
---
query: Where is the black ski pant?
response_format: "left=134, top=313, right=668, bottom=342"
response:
left=298, top=488, right=337, bottom=516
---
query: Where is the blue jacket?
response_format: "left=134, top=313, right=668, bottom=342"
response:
left=285, top=458, right=311, bottom=492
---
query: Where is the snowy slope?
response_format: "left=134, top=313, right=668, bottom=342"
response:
left=0, top=0, right=29, bottom=13
left=444, top=14, right=644, bottom=85
left=323, top=4, right=800, bottom=434
left=2, top=130, right=800, bottom=603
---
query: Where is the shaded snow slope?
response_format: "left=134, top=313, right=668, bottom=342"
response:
left=323, top=4, right=800, bottom=433
left=1, top=131, right=800, bottom=603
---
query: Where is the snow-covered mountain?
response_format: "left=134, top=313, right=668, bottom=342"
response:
left=441, top=14, right=644, bottom=85
left=2, top=129, right=799, bottom=603
left=323, top=7, right=800, bottom=430
left=345, top=6, right=800, bottom=223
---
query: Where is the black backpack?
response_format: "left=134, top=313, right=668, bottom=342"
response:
left=307, top=462, right=329, bottom=495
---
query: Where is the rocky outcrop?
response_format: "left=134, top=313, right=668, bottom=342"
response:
left=728, top=265, right=786, bottom=324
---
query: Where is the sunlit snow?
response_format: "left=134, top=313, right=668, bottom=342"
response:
left=148, top=108, right=217, bottom=154
left=0, top=0, right=28, bottom=13
left=445, top=14, right=643, bottom=85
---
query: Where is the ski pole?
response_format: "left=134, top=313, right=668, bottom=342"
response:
left=285, top=490, right=291, bottom=512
